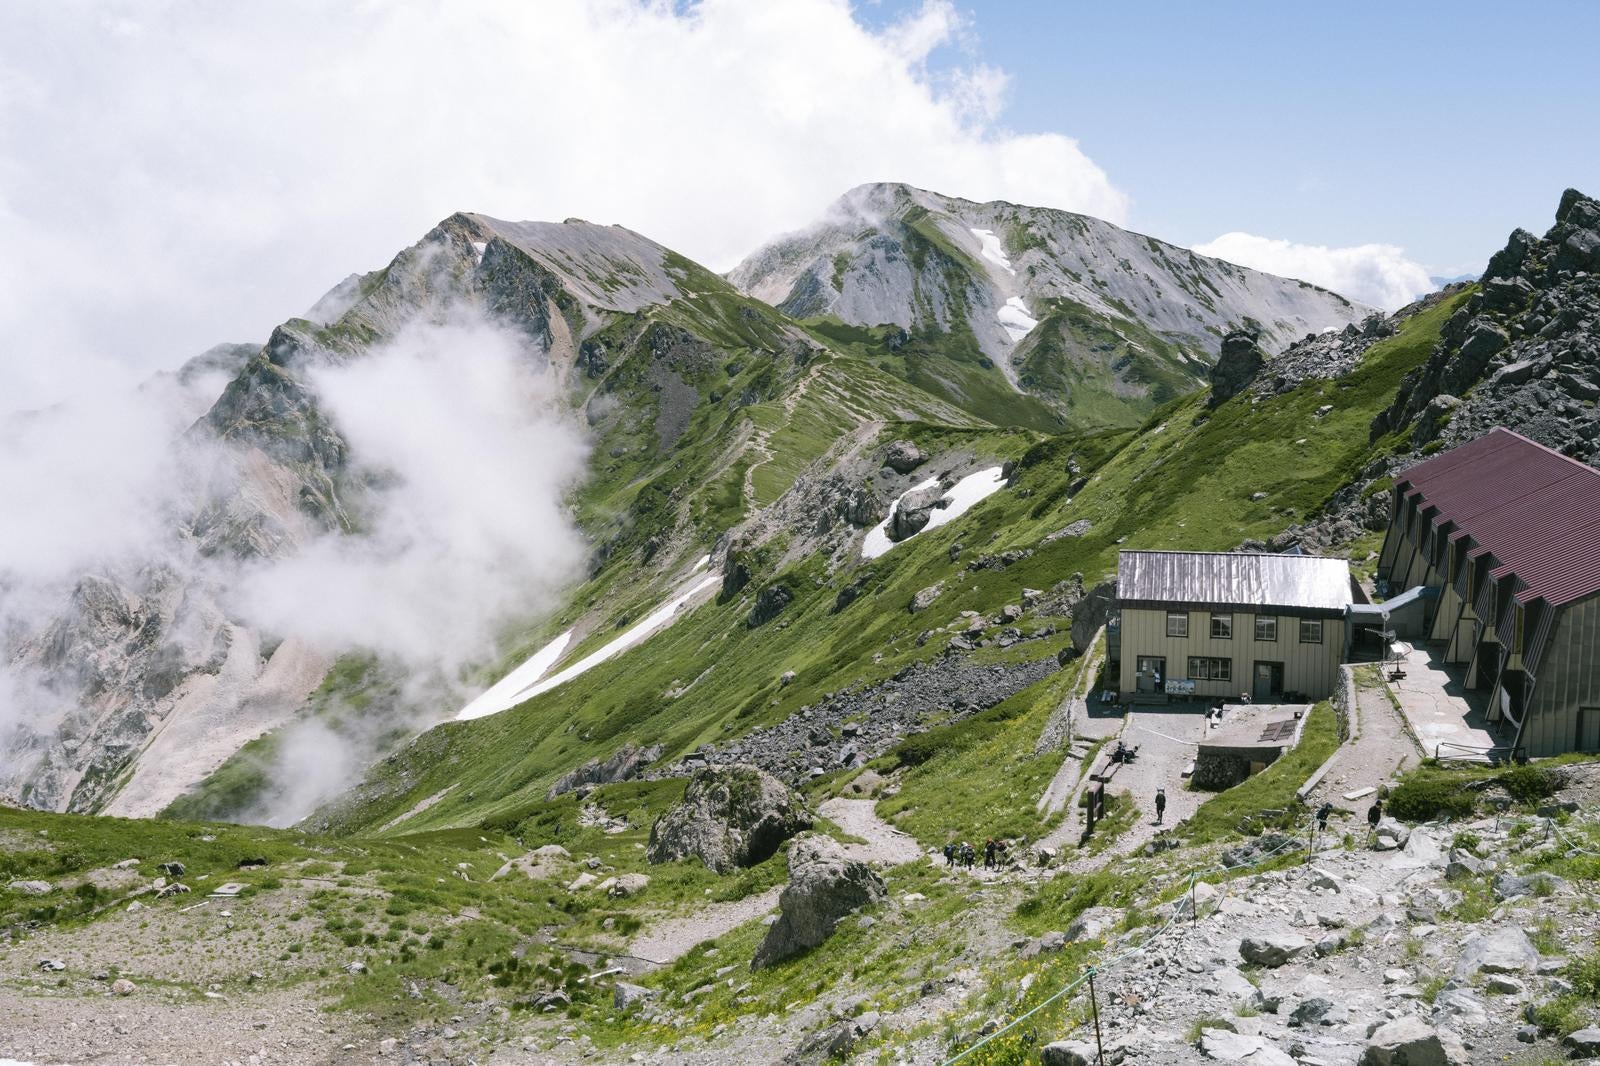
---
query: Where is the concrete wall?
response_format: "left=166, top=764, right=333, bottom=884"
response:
left=1521, top=593, right=1600, bottom=757
left=1116, top=606, right=1344, bottom=700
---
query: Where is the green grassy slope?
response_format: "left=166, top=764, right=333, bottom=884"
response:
left=317, top=287, right=1469, bottom=840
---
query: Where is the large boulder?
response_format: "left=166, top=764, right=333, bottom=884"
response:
left=884, top=440, right=925, bottom=474
left=1209, top=328, right=1265, bottom=406
left=647, top=765, right=812, bottom=873
left=890, top=484, right=946, bottom=541
left=752, top=834, right=886, bottom=969
left=1358, top=1015, right=1459, bottom=1066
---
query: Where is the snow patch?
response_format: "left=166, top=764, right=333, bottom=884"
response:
left=923, top=467, right=1006, bottom=532
left=501, top=573, right=721, bottom=713
left=470, top=241, right=487, bottom=264
left=997, top=296, right=1038, bottom=343
left=456, top=630, right=573, bottom=721
left=862, top=468, right=1006, bottom=558
left=969, top=227, right=1015, bottom=276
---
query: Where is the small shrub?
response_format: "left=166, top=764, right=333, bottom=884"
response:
left=1498, top=765, right=1556, bottom=804
left=1387, top=775, right=1475, bottom=822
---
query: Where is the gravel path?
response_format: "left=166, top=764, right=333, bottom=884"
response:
left=626, top=885, right=784, bottom=966
left=0, top=985, right=367, bottom=1066
left=1305, top=668, right=1421, bottom=806
left=818, top=797, right=926, bottom=867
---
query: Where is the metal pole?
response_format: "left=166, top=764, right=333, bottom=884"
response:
left=1088, top=968, right=1106, bottom=1066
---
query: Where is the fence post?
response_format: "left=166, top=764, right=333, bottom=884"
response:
left=1087, top=967, right=1106, bottom=1066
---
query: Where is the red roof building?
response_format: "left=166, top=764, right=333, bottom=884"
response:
left=1378, top=428, right=1600, bottom=756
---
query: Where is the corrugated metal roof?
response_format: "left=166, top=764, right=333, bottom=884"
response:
left=1117, top=550, right=1352, bottom=612
left=1395, top=429, right=1600, bottom=608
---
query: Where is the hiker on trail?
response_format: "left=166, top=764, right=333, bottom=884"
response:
left=961, top=841, right=975, bottom=868
left=1316, top=802, right=1334, bottom=833
left=984, top=839, right=997, bottom=869
left=1367, top=798, right=1383, bottom=842
left=943, top=842, right=956, bottom=867
left=1154, top=788, right=1167, bottom=825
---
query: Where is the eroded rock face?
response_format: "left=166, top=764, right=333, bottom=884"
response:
left=546, top=743, right=662, bottom=799
left=646, top=765, right=812, bottom=873
left=1209, top=328, right=1265, bottom=406
left=752, top=834, right=885, bottom=969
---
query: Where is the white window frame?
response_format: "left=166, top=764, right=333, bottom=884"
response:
left=1299, top=618, right=1324, bottom=644
left=1188, top=656, right=1232, bottom=681
left=1254, top=615, right=1278, bottom=642
left=1210, top=612, right=1233, bottom=640
left=1166, top=610, right=1189, bottom=638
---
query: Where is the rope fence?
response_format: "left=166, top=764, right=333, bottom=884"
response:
left=939, top=817, right=1312, bottom=1065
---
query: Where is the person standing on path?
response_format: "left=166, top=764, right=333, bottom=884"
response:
left=1367, top=798, right=1383, bottom=844
left=1154, top=788, right=1167, bottom=825
left=984, top=839, right=997, bottom=869
left=943, top=842, right=955, bottom=867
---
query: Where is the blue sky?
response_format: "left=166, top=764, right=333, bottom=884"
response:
left=5, top=0, right=1596, bottom=408
left=862, top=0, right=1600, bottom=276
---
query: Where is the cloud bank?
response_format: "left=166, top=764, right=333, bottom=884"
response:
left=0, top=0, right=1127, bottom=410
left=1193, top=232, right=1435, bottom=312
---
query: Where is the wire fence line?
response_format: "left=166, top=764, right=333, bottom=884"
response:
left=939, top=817, right=1313, bottom=1065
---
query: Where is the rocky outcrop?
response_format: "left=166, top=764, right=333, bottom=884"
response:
left=752, top=834, right=885, bottom=968
left=1375, top=188, right=1600, bottom=463
left=546, top=744, right=662, bottom=800
left=646, top=765, right=812, bottom=873
left=746, top=583, right=795, bottom=627
left=1209, top=328, right=1265, bottom=406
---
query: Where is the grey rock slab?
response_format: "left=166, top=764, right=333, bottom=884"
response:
left=1240, top=933, right=1312, bottom=968
left=1454, top=926, right=1538, bottom=979
left=1198, top=1028, right=1295, bottom=1065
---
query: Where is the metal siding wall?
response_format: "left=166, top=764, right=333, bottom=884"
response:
left=1115, top=607, right=1342, bottom=699
left=1527, top=596, right=1600, bottom=756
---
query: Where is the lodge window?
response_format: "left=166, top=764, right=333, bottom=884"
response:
left=1299, top=618, right=1324, bottom=644
left=1166, top=611, right=1189, bottom=638
left=1210, top=612, right=1233, bottom=639
left=1254, top=615, right=1278, bottom=642
left=1188, top=656, right=1232, bottom=681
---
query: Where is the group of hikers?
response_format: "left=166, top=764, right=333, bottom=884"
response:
left=942, top=837, right=1010, bottom=869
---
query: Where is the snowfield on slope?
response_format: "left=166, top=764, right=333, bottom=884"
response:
left=457, top=559, right=716, bottom=721
left=861, top=467, right=1006, bottom=560
left=997, top=296, right=1039, bottom=343
left=969, top=227, right=1015, bottom=276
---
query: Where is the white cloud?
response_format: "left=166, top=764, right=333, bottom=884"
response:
left=0, top=0, right=1128, bottom=410
left=1193, top=232, right=1434, bottom=312
left=230, top=315, right=589, bottom=669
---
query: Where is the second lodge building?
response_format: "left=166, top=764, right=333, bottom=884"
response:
left=1377, top=428, right=1600, bottom=756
